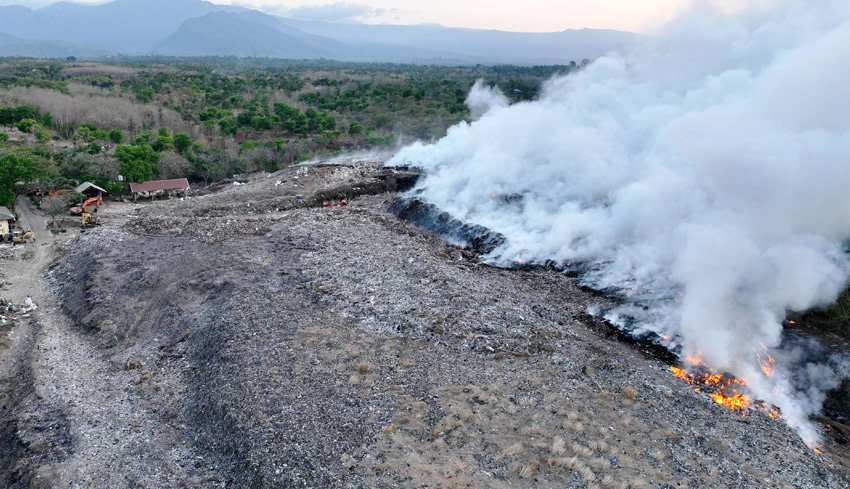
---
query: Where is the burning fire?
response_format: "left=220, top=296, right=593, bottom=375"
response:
left=671, top=353, right=825, bottom=454
left=670, top=365, right=752, bottom=412
left=669, top=351, right=782, bottom=417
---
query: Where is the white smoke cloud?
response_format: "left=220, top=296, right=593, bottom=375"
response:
left=388, top=0, right=850, bottom=445
left=464, top=80, right=509, bottom=120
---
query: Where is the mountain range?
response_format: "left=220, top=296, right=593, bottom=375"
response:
left=0, top=0, right=642, bottom=64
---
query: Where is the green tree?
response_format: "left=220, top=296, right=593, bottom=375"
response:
left=0, top=106, right=13, bottom=126
left=152, top=135, right=173, bottom=152
left=108, top=129, right=124, bottom=144
left=115, top=144, right=159, bottom=183
left=321, top=115, right=336, bottom=131
left=138, top=88, right=155, bottom=103
left=274, top=103, right=299, bottom=119
left=13, top=105, right=37, bottom=121
left=36, top=128, right=51, bottom=143
left=16, top=119, right=37, bottom=133
left=0, top=132, right=8, bottom=144
left=240, top=140, right=262, bottom=151
left=251, top=116, right=270, bottom=130
left=173, top=133, right=191, bottom=153
left=0, top=153, right=42, bottom=208
left=133, top=132, right=151, bottom=145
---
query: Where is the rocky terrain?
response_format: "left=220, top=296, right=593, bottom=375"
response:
left=1, top=161, right=849, bottom=489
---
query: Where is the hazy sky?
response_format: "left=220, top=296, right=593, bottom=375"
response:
left=0, top=0, right=694, bottom=33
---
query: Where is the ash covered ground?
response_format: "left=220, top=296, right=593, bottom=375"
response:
left=1, top=161, right=849, bottom=489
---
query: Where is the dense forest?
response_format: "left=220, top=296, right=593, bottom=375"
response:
left=0, top=57, right=581, bottom=209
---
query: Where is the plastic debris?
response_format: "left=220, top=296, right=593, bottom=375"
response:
left=322, top=201, right=348, bottom=208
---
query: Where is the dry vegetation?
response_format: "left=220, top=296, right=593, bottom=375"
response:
left=0, top=84, right=204, bottom=140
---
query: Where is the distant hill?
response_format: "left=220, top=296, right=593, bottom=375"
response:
left=156, top=12, right=340, bottom=59
left=276, top=19, right=641, bottom=64
left=0, top=0, right=642, bottom=64
left=0, top=31, right=109, bottom=58
left=0, top=0, right=246, bottom=52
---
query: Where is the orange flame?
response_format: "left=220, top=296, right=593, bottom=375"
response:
left=710, top=392, right=750, bottom=410
left=669, top=365, right=753, bottom=417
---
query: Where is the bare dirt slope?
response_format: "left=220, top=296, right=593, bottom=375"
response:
left=2, top=162, right=849, bottom=489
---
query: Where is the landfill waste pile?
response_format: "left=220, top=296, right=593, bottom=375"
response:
left=0, top=161, right=847, bottom=489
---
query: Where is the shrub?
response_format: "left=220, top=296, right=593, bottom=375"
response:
left=16, top=119, right=38, bottom=133
left=108, top=129, right=124, bottom=144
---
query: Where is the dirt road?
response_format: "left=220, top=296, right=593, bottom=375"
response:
left=6, top=196, right=56, bottom=303
left=15, top=195, right=51, bottom=241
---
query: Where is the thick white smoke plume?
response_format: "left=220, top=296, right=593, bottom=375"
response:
left=388, top=1, right=850, bottom=444
left=464, top=80, right=509, bottom=119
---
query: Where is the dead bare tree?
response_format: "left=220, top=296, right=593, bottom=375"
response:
left=41, top=194, right=71, bottom=229
left=158, top=151, right=192, bottom=179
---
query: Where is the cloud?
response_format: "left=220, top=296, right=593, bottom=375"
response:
left=284, top=2, right=385, bottom=22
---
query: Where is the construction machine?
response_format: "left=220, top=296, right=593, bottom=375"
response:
left=48, top=188, right=72, bottom=199
left=70, top=196, right=102, bottom=227
left=81, top=211, right=100, bottom=227
left=70, top=196, right=102, bottom=215
left=10, top=230, right=36, bottom=245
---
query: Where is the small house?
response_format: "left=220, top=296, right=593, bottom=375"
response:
left=129, top=178, right=190, bottom=202
left=0, top=206, right=15, bottom=236
left=75, top=181, right=108, bottom=198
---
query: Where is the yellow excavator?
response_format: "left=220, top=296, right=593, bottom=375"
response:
left=81, top=212, right=100, bottom=227
left=11, top=229, right=36, bottom=245
left=71, top=196, right=102, bottom=227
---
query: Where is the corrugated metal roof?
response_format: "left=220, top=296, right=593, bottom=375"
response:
left=75, top=181, right=108, bottom=195
left=0, top=206, right=14, bottom=221
left=129, top=178, right=190, bottom=193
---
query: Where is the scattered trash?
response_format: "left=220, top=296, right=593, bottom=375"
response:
left=275, top=180, right=283, bottom=187
left=322, top=201, right=348, bottom=208
left=232, top=182, right=246, bottom=186
left=0, top=296, right=37, bottom=322
left=21, top=297, right=37, bottom=313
